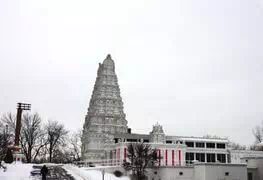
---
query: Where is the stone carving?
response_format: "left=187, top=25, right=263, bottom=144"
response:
left=81, top=54, right=128, bottom=160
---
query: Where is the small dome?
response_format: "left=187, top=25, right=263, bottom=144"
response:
left=103, top=54, right=115, bottom=66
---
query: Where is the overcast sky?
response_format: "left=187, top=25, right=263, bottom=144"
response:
left=0, top=0, right=263, bottom=146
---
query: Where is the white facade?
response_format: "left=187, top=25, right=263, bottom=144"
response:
left=230, top=150, right=263, bottom=164
left=194, top=163, right=247, bottom=180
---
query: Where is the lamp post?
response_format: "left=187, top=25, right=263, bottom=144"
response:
left=13, top=102, right=31, bottom=162
left=101, top=169, right=105, bottom=180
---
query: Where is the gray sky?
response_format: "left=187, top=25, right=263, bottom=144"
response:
left=0, top=0, right=263, bottom=146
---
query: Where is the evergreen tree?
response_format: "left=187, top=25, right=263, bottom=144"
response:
left=4, top=148, right=13, bottom=163
left=123, top=143, right=160, bottom=180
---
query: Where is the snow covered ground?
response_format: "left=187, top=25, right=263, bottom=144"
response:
left=64, top=165, right=131, bottom=180
left=0, top=162, right=34, bottom=180
left=0, top=163, right=130, bottom=180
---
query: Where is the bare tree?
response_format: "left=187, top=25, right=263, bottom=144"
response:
left=45, top=120, right=68, bottom=163
left=203, top=134, right=225, bottom=139
left=0, top=112, right=51, bottom=163
left=0, top=113, right=16, bottom=160
left=0, top=121, right=13, bottom=160
left=1, top=113, right=16, bottom=134
left=228, top=141, right=246, bottom=150
left=20, top=113, right=47, bottom=163
left=250, top=121, right=263, bottom=151
left=52, top=146, right=72, bottom=163
left=253, top=124, right=263, bottom=143
left=68, top=130, right=82, bottom=161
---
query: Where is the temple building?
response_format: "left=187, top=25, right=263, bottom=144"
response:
left=81, top=54, right=128, bottom=160
left=81, top=55, right=263, bottom=179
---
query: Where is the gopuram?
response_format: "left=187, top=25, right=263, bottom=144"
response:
left=81, top=54, right=128, bottom=160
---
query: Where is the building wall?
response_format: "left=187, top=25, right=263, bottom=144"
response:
left=194, top=164, right=247, bottom=180
left=146, top=164, right=247, bottom=180
left=193, top=165, right=205, bottom=180
left=146, top=167, right=194, bottom=180
left=230, top=150, right=263, bottom=164
left=242, top=158, right=263, bottom=180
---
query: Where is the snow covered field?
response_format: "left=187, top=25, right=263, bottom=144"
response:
left=0, top=163, right=34, bottom=180
left=0, top=163, right=130, bottom=180
left=64, top=165, right=130, bottom=180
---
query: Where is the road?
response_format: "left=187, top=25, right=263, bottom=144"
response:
left=31, top=165, right=76, bottom=180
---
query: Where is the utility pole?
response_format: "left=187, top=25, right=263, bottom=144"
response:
left=13, top=102, right=31, bottom=162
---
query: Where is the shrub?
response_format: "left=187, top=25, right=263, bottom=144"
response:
left=113, top=170, right=123, bottom=177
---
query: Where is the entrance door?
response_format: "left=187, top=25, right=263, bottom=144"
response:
left=248, top=172, right=253, bottom=180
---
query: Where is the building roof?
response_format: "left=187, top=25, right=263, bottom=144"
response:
left=114, top=133, right=150, bottom=140
left=114, top=133, right=228, bottom=143
left=240, top=156, right=263, bottom=159
left=166, top=136, right=229, bottom=143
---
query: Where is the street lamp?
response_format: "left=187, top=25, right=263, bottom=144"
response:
left=101, top=169, right=105, bottom=180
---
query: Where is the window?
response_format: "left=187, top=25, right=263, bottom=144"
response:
left=207, top=153, right=216, bottom=162
left=216, top=143, right=226, bottom=149
left=196, top=153, right=205, bottom=162
left=127, top=139, right=138, bottom=142
left=185, top=153, right=194, bottom=164
left=217, top=154, right=226, bottom=163
left=166, top=140, right=172, bottom=144
left=196, top=142, right=205, bottom=148
left=185, top=141, right=194, bottom=147
left=206, top=143, right=215, bottom=148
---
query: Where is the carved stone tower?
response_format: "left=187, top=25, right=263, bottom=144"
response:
left=82, top=54, right=128, bottom=160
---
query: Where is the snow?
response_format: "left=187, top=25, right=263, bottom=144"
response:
left=0, top=163, right=131, bottom=180
left=0, top=162, right=34, bottom=180
left=64, top=165, right=130, bottom=180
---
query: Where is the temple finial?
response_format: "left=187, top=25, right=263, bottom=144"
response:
left=106, top=54, right=112, bottom=60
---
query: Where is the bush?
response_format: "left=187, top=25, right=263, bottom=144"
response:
left=113, top=170, right=123, bottom=177
left=4, top=148, right=13, bottom=163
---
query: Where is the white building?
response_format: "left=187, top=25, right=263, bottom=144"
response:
left=105, top=123, right=263, bottom=167
left=81, top=55, right=263, bottom=180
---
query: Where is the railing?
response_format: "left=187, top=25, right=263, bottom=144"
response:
left=74, top=159, right=197, bottom=168
left=74, top=159, right=124, bottom=167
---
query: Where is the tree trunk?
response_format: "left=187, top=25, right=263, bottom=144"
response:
left=49, top=146, right=52, bottom=163
left=28, top=148, right=32, bottom=163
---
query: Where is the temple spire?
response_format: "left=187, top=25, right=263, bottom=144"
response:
left=106, top=54, right=112, bottom=60
left=82, top=55, right=128, bottom=160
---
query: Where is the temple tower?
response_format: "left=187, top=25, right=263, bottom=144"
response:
left=82, top=54, right=128, bottom=160
left=150, top=122, right=166, bottom=143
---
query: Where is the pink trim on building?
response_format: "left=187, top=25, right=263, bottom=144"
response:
left=165, top=149, right=168, bottom=166
left=124, top=147, right=127, bottom=161
left=158, top=149, right=161, bottom=166
left=178, top=150, right=181, bottom=166
left=172, top=150, right=175, bottom=166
